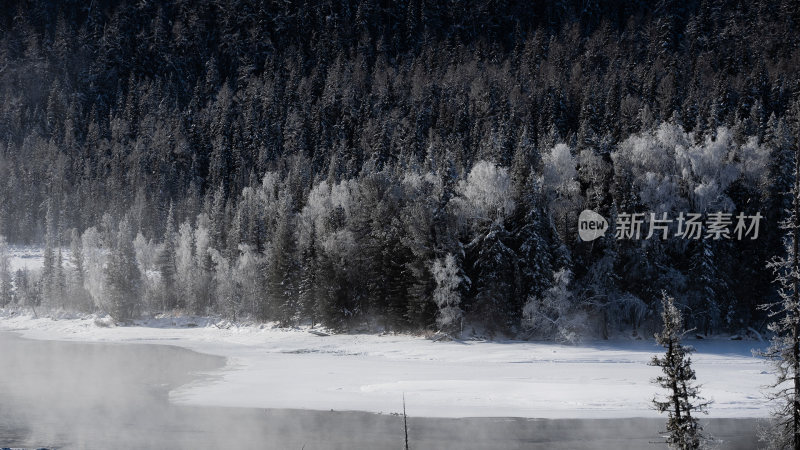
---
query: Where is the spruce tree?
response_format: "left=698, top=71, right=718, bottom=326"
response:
left=156, top=202, right=177, bottom=311
left=312, top=248, right=341, bottom=330
left=650, top=292, right=709, bottom=450
left=298, top=236, right=318, bottom=326
left=0, top=236, right=12, bottom=306
left=70, top=228, right=84, bottom=287
left=41, top=199, right=56, bottom=307
left=267, top=193, right=299, bottom=326
left=760, top=139, right=800, bottom=450
left=466, top=222, right=517, bottom=334
left=104, top=217, right=141, bottom=322
left=689, top=240, right=722, bottom=336
left=69, top=227, right=91, bottom=311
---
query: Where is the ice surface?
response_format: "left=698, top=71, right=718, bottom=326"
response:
left=0, top=310, right=770, bottom=419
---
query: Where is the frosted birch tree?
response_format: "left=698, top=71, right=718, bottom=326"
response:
left=431, top=253, right=462, bottom=335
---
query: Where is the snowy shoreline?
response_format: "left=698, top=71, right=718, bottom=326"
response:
left=0, top=309, right=772, bottom=419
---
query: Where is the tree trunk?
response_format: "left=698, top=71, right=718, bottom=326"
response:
left=669, top=341, right=682, bottom=426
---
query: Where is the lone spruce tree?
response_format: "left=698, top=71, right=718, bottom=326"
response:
left=760, top=140, right=800, bottom=450
left=651, top=292, right=709, bottom=449
left=104, top=216, right=141, bottom=322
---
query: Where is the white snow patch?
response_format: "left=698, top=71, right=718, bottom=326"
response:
left=8, top=245, right=45, bottom=273
left=0, top=309, right=771, bottom=419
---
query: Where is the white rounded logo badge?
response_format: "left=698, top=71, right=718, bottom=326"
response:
left=578, top=209, right=608, bottom=242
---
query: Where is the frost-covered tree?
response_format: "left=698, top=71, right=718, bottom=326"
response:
left=582, top=237, right=620, bottom=339
left=452, top=161, right=519, bottom=333
left=132, top=231, right=160, bottom=313
left=40, top=199, right=65, bottom=309
left=677, top=127, right=739, bottom=213
left=103, top=217, right=141, bottom=322
left=765, top=116, right=796, bottom=216
left=312, top=247, right=345, bottom=330
left=689, top=239, right=725, bottom=336
left=68, top=228, right=91, bottom=311
left=511, top=180, right=555, bottom=312
left=522, top=268, right=585, bottom=343
left=611, top=123, right=687, bottom=214
left=431, top=254, right=463, bottom=335
left=82, top=226, right=107, bottom=309
left=466, top=221, right=517, bottom=334
left=760, top=143, right=800, bottom=450
left=192, top=214, right=215, bottom=314
left=578, top=148, right=611, bottom=209
left=210, top=248, right=238, bottom=321
left=14, top=268, right=38, bottom=310
left=401, top=171, right=451, bottom=328
left=0, top=236, right=12, bottom=306
left=236, top=243, right=266, bottom=319
left=454, top=160, right=515, bottom=227
left=69, top=228, right=84, bottom=287
left=41, top=199, right=56, bottom=306
left=175, top=220, right=196, bottom=306
left=542, top=143, right=582, bottom=242
left=650, top=292, right=709, bottom=450
left=156, top=203, right=178, bottom=311
left=267, top=193, right=299, bottom=325
left=297, top=230, right=319, bottom=325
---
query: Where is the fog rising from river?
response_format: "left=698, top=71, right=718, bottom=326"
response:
left=0, top=332, right=759, bottom=449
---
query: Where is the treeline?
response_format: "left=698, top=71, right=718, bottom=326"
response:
left=0, top=122, right=792, bottom=339
left=0, top=0, right=799, bottom=337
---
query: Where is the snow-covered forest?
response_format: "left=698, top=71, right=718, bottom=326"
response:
left=0, top=0, right=799, bottom=339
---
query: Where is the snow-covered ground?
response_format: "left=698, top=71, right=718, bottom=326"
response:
left=0, top=309, right=771, bottom=419
left=7, top=245, right=46, bottom=273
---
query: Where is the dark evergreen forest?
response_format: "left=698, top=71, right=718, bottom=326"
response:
left=0, top=0, right=799, bottom=338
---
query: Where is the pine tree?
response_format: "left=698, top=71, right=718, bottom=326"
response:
left=175, top=220, right=196, bottom=305
left=193, top=214, right=215, bottom=314
left=210, top=248, right=238, bottom=321
left=512, top=196, right=554, bottom=320
left=760, top=139, right=800, bottom=450
left=14, top=268, right=35, bottom=310
left=70, top=228, right=84, bottom=287
left=689, top=240, right=722, bottom=336
left=765, top=116, right=794, bottom=215
left=54, top=246, right=66, bottom=309
left=267, top=193, right=299, bottom=325
left=156, top=203, right=177, bottom=311
left=312, top=248, right=343, bottom=330
left=69, top=227, right=91, bottom=311
left=104, top=217, right=141, bottom=322
left=366, top=209, right=410, bottom=331
left=650, top=292, right=709, bottom=450
left=0, top=236, right=12, bottom=306
left=41, top=198, right=56, bottom=307
left=209, top=185, right=227, bottom=249
left=583, top=236, right=619, bottom=340
left=298, top=229, right=319, bottom=326
left=466, top=222, right=517, bottom=334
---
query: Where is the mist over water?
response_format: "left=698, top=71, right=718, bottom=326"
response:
left=0, top=332, right=759, bottom=449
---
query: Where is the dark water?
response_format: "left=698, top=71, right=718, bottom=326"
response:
left=0, top=332, right=759, bottom=449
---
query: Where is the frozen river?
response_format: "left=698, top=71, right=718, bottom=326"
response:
left=0, top=331, right=760, bottom=449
